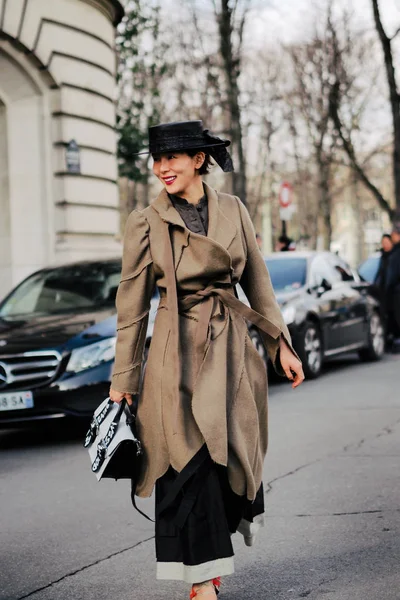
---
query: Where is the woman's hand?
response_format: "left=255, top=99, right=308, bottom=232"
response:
left=279, top=338, right=305, bottom=389
left=109, top=388, right=133, bottom=405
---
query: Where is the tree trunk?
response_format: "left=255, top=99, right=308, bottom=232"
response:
left=372, top=0, right=400, bottom=218
left=317, top=154, right=332, bottom=250
left=216, top=0, right=247, bottom=204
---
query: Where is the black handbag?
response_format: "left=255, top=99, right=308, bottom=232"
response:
left=84, top=397, right=152, bottom=521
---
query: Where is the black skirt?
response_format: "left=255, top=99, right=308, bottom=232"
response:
left=155, top=445, right=264, bottom=583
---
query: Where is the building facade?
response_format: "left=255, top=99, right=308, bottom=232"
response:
left=0, top=0, right=124, bottom=297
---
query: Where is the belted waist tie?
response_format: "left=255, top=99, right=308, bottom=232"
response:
left=163, top=223, right=282, bottom=433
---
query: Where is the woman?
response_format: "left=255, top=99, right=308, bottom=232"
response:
left=110, top=121, right=304, bottom=598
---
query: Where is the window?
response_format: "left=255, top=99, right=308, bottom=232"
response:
left=265, top=258, right=308, bottom=291
left=359, top=256, right=380, bottom=283
left=0, top=262, right=122, bottom=318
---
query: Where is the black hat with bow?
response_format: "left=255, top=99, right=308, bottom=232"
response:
left=138, top=120, right=234, bottom=173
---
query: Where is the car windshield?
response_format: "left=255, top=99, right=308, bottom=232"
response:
left=0, top=263, right=122, bottom=319
left=358, top=256, right=380, bottom=283
left=265, top=257, right=308, bottom=291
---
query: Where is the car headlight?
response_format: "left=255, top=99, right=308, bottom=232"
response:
left=66, top=337, right=116, bottom=373
left=281, top=305, right=296, bottom=325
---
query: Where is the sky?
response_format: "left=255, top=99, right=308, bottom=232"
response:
left=249, top=0, right=400, bottom=45
left=142, top=0, right=400, bottom=45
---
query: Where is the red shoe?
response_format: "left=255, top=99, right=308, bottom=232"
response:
left=213, top=578, right=221, bottom=595
left=190, top=578, right=221, bottom=598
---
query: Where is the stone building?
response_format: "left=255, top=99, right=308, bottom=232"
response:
left=0, top=0, right=124, bottom=298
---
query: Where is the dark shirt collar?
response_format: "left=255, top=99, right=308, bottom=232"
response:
left=168, top=188, right=207, bottom=208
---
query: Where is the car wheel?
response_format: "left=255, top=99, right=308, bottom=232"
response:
left=358, top=312, right=385, bottom=362
left=248, top=327, right=268, bottom=366
left=298, top=321, right=323, bottom=379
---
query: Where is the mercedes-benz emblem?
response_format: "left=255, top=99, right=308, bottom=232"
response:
left=0, top=362, right=8, bottom=388
left=0, top=340, right=6, bottom=347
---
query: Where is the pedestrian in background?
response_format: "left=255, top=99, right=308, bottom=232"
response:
left=374, top=233, right=393, bottom=337
left=385, top=223, right=400, bottom=351
left=275, top=234, right=293, bottom=252
left=109, top=120, right=304, bottom=599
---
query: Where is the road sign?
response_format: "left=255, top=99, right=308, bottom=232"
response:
left=66, top=139, right=81, bottom=174
left=279, top=181, right=293, bottom=208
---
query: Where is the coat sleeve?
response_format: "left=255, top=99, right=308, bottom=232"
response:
left=111, top=210, right=156, bottom=393
left=236, top=197, right=300, bottom=375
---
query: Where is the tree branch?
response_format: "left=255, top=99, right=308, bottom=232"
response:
left=390, top=25, right=400, bottom=41
left=371, top=0, right=400, bottom=213
left=329, top=81, right=395, bottom=219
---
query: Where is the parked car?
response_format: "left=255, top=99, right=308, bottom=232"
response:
left=0, top=259, right=265, bottom=426
left=264, top=251, right=385, bottom=379
left=0, top=260, right=121, bottom=425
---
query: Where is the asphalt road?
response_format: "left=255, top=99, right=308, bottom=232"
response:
left=1, top=353, right=399, bottom=600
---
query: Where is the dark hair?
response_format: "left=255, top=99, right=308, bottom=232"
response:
left=382, top=233, right=392, bottom=240
left=186, top=149, right=214, bottom=175
left=278, top=235, right=292, bottom=245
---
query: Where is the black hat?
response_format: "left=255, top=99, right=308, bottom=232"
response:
left=138, top=120, right=234, bottom=173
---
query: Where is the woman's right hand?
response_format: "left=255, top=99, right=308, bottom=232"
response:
left=109, top=388, right=133, bottom=405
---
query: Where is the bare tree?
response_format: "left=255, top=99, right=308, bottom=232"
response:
left=329, top=0, right=399, bottom=221
left=170, top=2, right=225, bottom=129
left=117, top=0, right=173, bottom=214
left=243, top=50, right=285, bottom=222
left=286, top=106, right=320, bottom=248
left=212, top=0, right=252, bottom=204
left=372, top=0, right=400, bottom=218
left=287, top=5, right=340, bottom=249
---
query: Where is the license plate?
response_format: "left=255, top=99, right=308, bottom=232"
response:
left=0, top=391, right=34, bottom=411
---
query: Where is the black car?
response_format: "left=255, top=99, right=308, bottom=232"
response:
left=0, top=260, right=123, bottom=426
left=265, top=251, right=385, bottom=378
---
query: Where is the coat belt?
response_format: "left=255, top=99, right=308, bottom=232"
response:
left=163, top=223, right=282, bottom=434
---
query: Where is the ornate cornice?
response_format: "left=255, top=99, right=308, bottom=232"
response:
left=79, top=0, right=124, bottom=26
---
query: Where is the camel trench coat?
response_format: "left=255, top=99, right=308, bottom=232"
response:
left=111, top=182, right=296, bottom=501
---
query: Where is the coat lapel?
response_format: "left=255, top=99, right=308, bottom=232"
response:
left=150, top=183, right=238, bottom=272
left=151, top=187, right=188, bottom=230
left=204, top=182, right=237, bottom=251
left=151, top=188, right=190, bottom=271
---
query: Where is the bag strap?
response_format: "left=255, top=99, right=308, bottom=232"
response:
left=91, top=400, right=128, bottom=473
left=124, top=402, right=154, bottom=523
left=84, top=398, right=114, bottom=448
left=130, top=480, right=154, bottom=522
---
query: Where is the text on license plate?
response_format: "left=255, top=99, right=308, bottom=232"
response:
left=0, top=391, right=34, bottom=411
